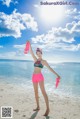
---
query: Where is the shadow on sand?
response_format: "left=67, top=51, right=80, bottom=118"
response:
left=45, top=116, right=50, bottom=119
left=29, top=111, right=50, bottom=119
left=29, top=111, right=38, bottom=119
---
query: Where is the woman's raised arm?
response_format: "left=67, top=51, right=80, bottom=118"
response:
left=28, top=41, right=37, bottom=62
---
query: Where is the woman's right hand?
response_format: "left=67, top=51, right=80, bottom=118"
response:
left=27, top=40, right=30, bottom=43
left=26, top=40, right=31, bottom=46
left=57, top=75, right=61, bottom=79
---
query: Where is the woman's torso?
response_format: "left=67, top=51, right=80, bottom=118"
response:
left=33, top=59, right=44, bottom=74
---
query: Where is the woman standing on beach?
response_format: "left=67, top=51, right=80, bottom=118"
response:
left=28, top=41, right=60, bottom=116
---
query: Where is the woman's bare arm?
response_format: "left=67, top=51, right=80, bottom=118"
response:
left=43, top=60, right=60, bottom=78
left=28, top=41, right=37, bottom=62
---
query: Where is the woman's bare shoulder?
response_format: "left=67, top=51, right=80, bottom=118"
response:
left=42, top=59, right=47, bottom=64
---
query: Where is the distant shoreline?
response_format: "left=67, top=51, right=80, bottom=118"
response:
left=0, top=58, right=80, bottom=64
left=0, top=59, right=33, bottom=62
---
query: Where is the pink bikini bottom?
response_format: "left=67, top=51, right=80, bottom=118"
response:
left=32, top=73, right=44, bottom=83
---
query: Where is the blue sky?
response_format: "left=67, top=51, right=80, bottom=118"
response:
left=0, top=0, right=80, bottom=62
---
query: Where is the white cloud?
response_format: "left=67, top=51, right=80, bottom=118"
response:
left=0, top=9, right=38, bottom=38
left=1, top=0, right=18, bottom=7
left=52, top=43, right=80, bottom=51
left=13, top=44, right=32, bottom=58
left=65, top=8, right=77, bottom=15
left=13, top=44, right=27, bottom=57
left=14, top=44, right=25, bottom=49
left=0, top=50, right=32, bottom=60
left=74, top=15, right=80, bottom=20
left=31, top=21, right=80, bottom=51
left=0, top=51, right=16, bottom=59
left=0, top=46, right=3, bottom=48
left=31, top=42, right=80, bottom=52
left=34, top=4, right=40, bottom=8
left=65, top=8, right=80, bottom=20
left=66, top=21, right=76, bottom=30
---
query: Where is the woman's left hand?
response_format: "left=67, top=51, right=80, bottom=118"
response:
left=57, top=75, right=61, bottom=79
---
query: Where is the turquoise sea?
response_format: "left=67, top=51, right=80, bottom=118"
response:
left=0, top=59, right=80, bottom=99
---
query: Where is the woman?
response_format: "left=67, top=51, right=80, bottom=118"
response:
left=28, top=41, right=60, bottom=116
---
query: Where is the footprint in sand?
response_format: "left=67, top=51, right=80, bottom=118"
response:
left=22, top=114, right=26, bottom=117
left=14, top=109, right=19, bottom=113
left=0, top=89, right=4, bottom=91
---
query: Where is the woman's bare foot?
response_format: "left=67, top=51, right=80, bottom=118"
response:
left=43, top=109, right=50, bottom=116
left=33, top=107, right=40, bottom=111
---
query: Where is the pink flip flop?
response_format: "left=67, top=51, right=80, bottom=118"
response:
left=24, top=41, right=30, bottom=54
left=55, top=77, right=60, bottom=88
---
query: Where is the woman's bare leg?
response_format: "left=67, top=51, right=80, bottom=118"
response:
left=39, top=80, right=50, bottom=116
left=33, top=82, right=40, bottom=111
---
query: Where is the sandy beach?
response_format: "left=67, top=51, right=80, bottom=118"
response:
left=0, top=82, right=80, bottom=119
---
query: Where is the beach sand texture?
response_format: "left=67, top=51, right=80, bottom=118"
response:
left=0, top=82, right=80, bottom=119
